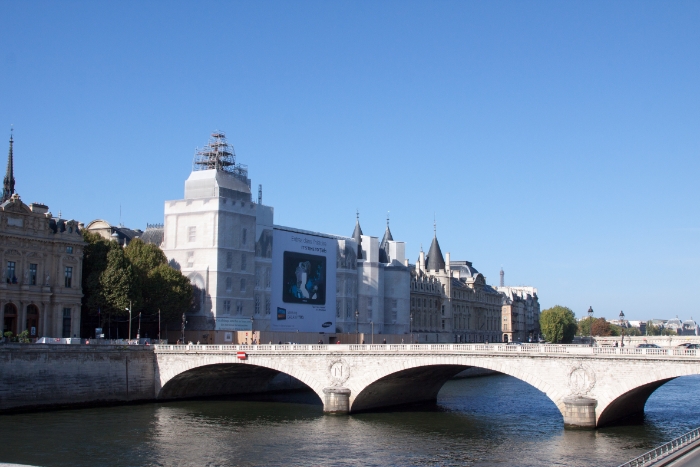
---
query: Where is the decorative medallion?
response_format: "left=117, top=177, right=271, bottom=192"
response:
left=567, top=362, right=596, bottom=396
left=328, top=358, right=350, bottom=386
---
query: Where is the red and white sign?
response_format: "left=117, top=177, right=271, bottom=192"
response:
left=237, top=351, right=247, bottom=360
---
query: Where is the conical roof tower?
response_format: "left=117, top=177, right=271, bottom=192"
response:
left=426, top=221, right=445, bottom=271
left=379, top=213, right=393, bottom=263
left=2, top=131, right=15, bottom=203
left=352, top=211, right=364, bottom=260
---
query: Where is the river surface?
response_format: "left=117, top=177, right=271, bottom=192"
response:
left=1, top=374, right=699, bottom=467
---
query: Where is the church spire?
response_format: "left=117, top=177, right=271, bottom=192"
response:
left=352, top=210, right=364, bottom=260
left=2, top=129, right=15, bottom=203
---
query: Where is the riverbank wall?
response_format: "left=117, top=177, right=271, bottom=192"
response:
left=0, top=344, right=156, bottom=413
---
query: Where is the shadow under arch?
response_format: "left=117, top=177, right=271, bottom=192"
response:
left=159, top=363, right=322, bottom=405
left=597, top=377, right=676, bottom=427
left=351, top=364, right=564, bottom=419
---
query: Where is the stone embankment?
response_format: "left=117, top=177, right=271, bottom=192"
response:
left=0, top=344, right=156, bottom=413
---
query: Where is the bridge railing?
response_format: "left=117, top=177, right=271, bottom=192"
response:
left=153, top=343, right=700, bottom=358
left=617, top=426, right=700, bottom=467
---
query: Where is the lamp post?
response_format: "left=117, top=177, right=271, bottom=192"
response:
left=355, top=309, right=359, bottom=344
left=181, top=312, right=186, bottom=345
left=126, top=300, right=132, bottom=342
left=158, top=308, right=161, bottom=343
left=250, top=316, right=254, bottom=345
left=410, top=313, right=413, bottom=344
left=137, top=312, right=141, bottom=341
left=619, top=310, right=625, bottom=348
left=370, top=321, right=374, bottom=344
left=587, top=306, right=594, bottom=346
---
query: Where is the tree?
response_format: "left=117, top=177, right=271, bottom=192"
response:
left=540, top=306, right=577, bottom=343
left=81, top=231, right=119, bottom=318
left=146, top=264, right=193, bottom=325
left=591, top=317, right=614, bottom=336
left=100, top=247, right=140, bottom=317
left=646, top=323, right=662, bottom=336
left=578, top=317, right=594, bottom=336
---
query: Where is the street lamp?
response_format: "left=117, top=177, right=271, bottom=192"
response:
left=619, top=310, right=625, bottom=348
left=587, top=306, right=594, bottom=346
left=181, top=312, right=186, bottom=345
left=125, top=300, right=132, bottom=342
left=410, top=313, right=413, bottom=344
left=355, top=309, right=359, bottom=344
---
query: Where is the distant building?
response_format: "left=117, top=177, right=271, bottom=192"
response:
left=0, top=133, right=84, bottom=338
left=85, top=219, right=143, bottom=247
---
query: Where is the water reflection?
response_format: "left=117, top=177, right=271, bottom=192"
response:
left=0, top=374, right=698, bottom=467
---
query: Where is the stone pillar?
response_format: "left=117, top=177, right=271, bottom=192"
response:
left=563, top=396, right=597, bottom=429
left=323, top=387, right=351, bottom=414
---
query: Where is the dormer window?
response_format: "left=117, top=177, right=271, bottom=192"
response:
left=66, top=246, right=73, bottom=254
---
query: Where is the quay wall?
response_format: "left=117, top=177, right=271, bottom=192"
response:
left=0, top=345, right=156, bottom=412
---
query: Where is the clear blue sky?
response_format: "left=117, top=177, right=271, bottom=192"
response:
left=2, top=1, right=699, bottom=321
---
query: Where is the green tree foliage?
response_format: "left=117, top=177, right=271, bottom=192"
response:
left=81, top=231, right=119, bottom=316
left=577, top=317, right=594, bottom=336
left=147, top=264, right=193, bottom=324
left=624, top=327, right=642, bottom=336
left=539, top=305, right=577, bottom=343
left=646, top=323, right=662, bottom=336
left=100, top=247, right=139, bottom=317
left=661, top=327, right=677, bottom=336
left=82, top=234, right=193, bottom=329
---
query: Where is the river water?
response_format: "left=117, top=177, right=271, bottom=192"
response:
left=1, top=374, right=699, bottom=467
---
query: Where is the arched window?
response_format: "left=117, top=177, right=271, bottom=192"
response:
left=26, top=304, right=39, bottom=337
left=3, top=303, right=18, bottom=336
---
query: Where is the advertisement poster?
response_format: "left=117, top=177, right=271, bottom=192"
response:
left=215, top=317, right=253, bottom=331
left=270, top=228, right=336, bottom=332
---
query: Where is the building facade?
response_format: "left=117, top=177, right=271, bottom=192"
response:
left=0, top=134, right=84, bottom=339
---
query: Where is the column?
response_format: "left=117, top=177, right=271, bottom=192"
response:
left=563, top=396, right=597, bottom=429
left=323, top=387, right=351, bottom=414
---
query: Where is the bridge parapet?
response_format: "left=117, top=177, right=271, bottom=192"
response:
left=153, top=343, right=700, bottom=359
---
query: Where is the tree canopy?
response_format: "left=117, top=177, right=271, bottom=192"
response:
left=82, top=234, right=193, bottom=327
left=539, top=305, right=577, bottom=343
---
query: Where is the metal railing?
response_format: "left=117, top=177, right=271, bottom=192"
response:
left=617, top=427, right=700, bottom=467
left=153, top=343, right=700, bottom=359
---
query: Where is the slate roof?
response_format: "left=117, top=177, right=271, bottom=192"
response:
left=140, top=226, right=164, bottom=246
left=426, top=235, right=445, bottom=271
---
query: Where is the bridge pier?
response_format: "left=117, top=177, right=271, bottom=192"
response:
left=562, top=396, right=597, bottom=429
left=323, top=387, right=351, bottom=414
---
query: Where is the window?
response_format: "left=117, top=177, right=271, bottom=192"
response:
left=226, top=277, right=232, bottom=292
left=265, top=296, right=270, bottom=315
left=187, top=251, right=194, bottom=267
left=226, top=252, right=233, bottom=270
left=29, top=264, right=37, bottom=285
left=241, top=228, right=247, bottom=245
left=265, top=267, right=271, bottom=288
left=256, top=269, right=261, bottom=287
left=255, top=294, right=261, bottom=315
left=6, top=261, right=16, bottom=283
left=236, top=300, right=243, bottom=315
left=62, top=308, right=72, bottom=338
left=240, top=278, right=246, bottom=292
left=442, top=319, right=445, bottom=330
left=188, top=226, right=196, bottom=242
left=66, top=246, right=73, bottom=254
left=240, top=253, right=247, bottom=271
left=366, top=297, right=373, bottom=319
left=223, top=300, right=231, bottom=314
left=336, top=299, right=341, bottom=318
left=64, top=267, right=73, bottom=288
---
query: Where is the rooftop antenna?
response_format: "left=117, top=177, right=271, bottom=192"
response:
left=258, top=184, right=262, bottom=204
left=387, top=211, right=390, bottom=227
left=356, top=209, right=359, bottom=222
left=433, top=213, right=436, bottom=236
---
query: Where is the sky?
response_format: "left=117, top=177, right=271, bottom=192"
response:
left=1, top=1, right=699, bottom=321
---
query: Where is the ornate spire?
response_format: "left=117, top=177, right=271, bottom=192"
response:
left=2, top=129, right=15, bottom=203
left=352, top=210, right=363, bottom=260
left=379, top=211, right=394, bottom=263
left=426, top=219, right=445, bottom=271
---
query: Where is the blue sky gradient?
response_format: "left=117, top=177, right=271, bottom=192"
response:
left=2, top=1, right=699, bottom=320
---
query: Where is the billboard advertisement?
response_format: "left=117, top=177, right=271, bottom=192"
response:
left=270, top=228, right=336, bottom=332
left=214, top=317, right=253, bottom=331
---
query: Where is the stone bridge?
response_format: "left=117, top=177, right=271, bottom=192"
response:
left=153, top=343, right=700, bottom=429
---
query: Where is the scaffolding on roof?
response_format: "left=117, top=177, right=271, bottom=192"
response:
left=193, top=131, right=248, bottom=182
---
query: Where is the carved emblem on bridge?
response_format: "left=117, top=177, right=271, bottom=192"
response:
left=568, top=363, right=596, bottom=396
left=328, top=359, right=350, bottom=386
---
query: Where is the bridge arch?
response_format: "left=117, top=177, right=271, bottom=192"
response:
left=348, top=355, right=566, bottom=421
left=595, top=366, right=700, bottom=426
left=156, top=354, right=327, bottom=404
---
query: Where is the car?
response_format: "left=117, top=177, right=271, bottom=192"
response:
left=505, top=341, right=522, bottom=345
left=685, top=344, right=700, bottom=350
left=677, top=342, right=693, bottom=348
left=636, top=343, right=660, bottom=348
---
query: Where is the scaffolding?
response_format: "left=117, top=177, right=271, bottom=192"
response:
left=193, top=131, right=248, bottom=182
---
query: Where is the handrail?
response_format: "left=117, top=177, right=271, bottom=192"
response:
left=617, top=427, right=700, bottom=467
left=151, top=343, right=700, bottom=359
